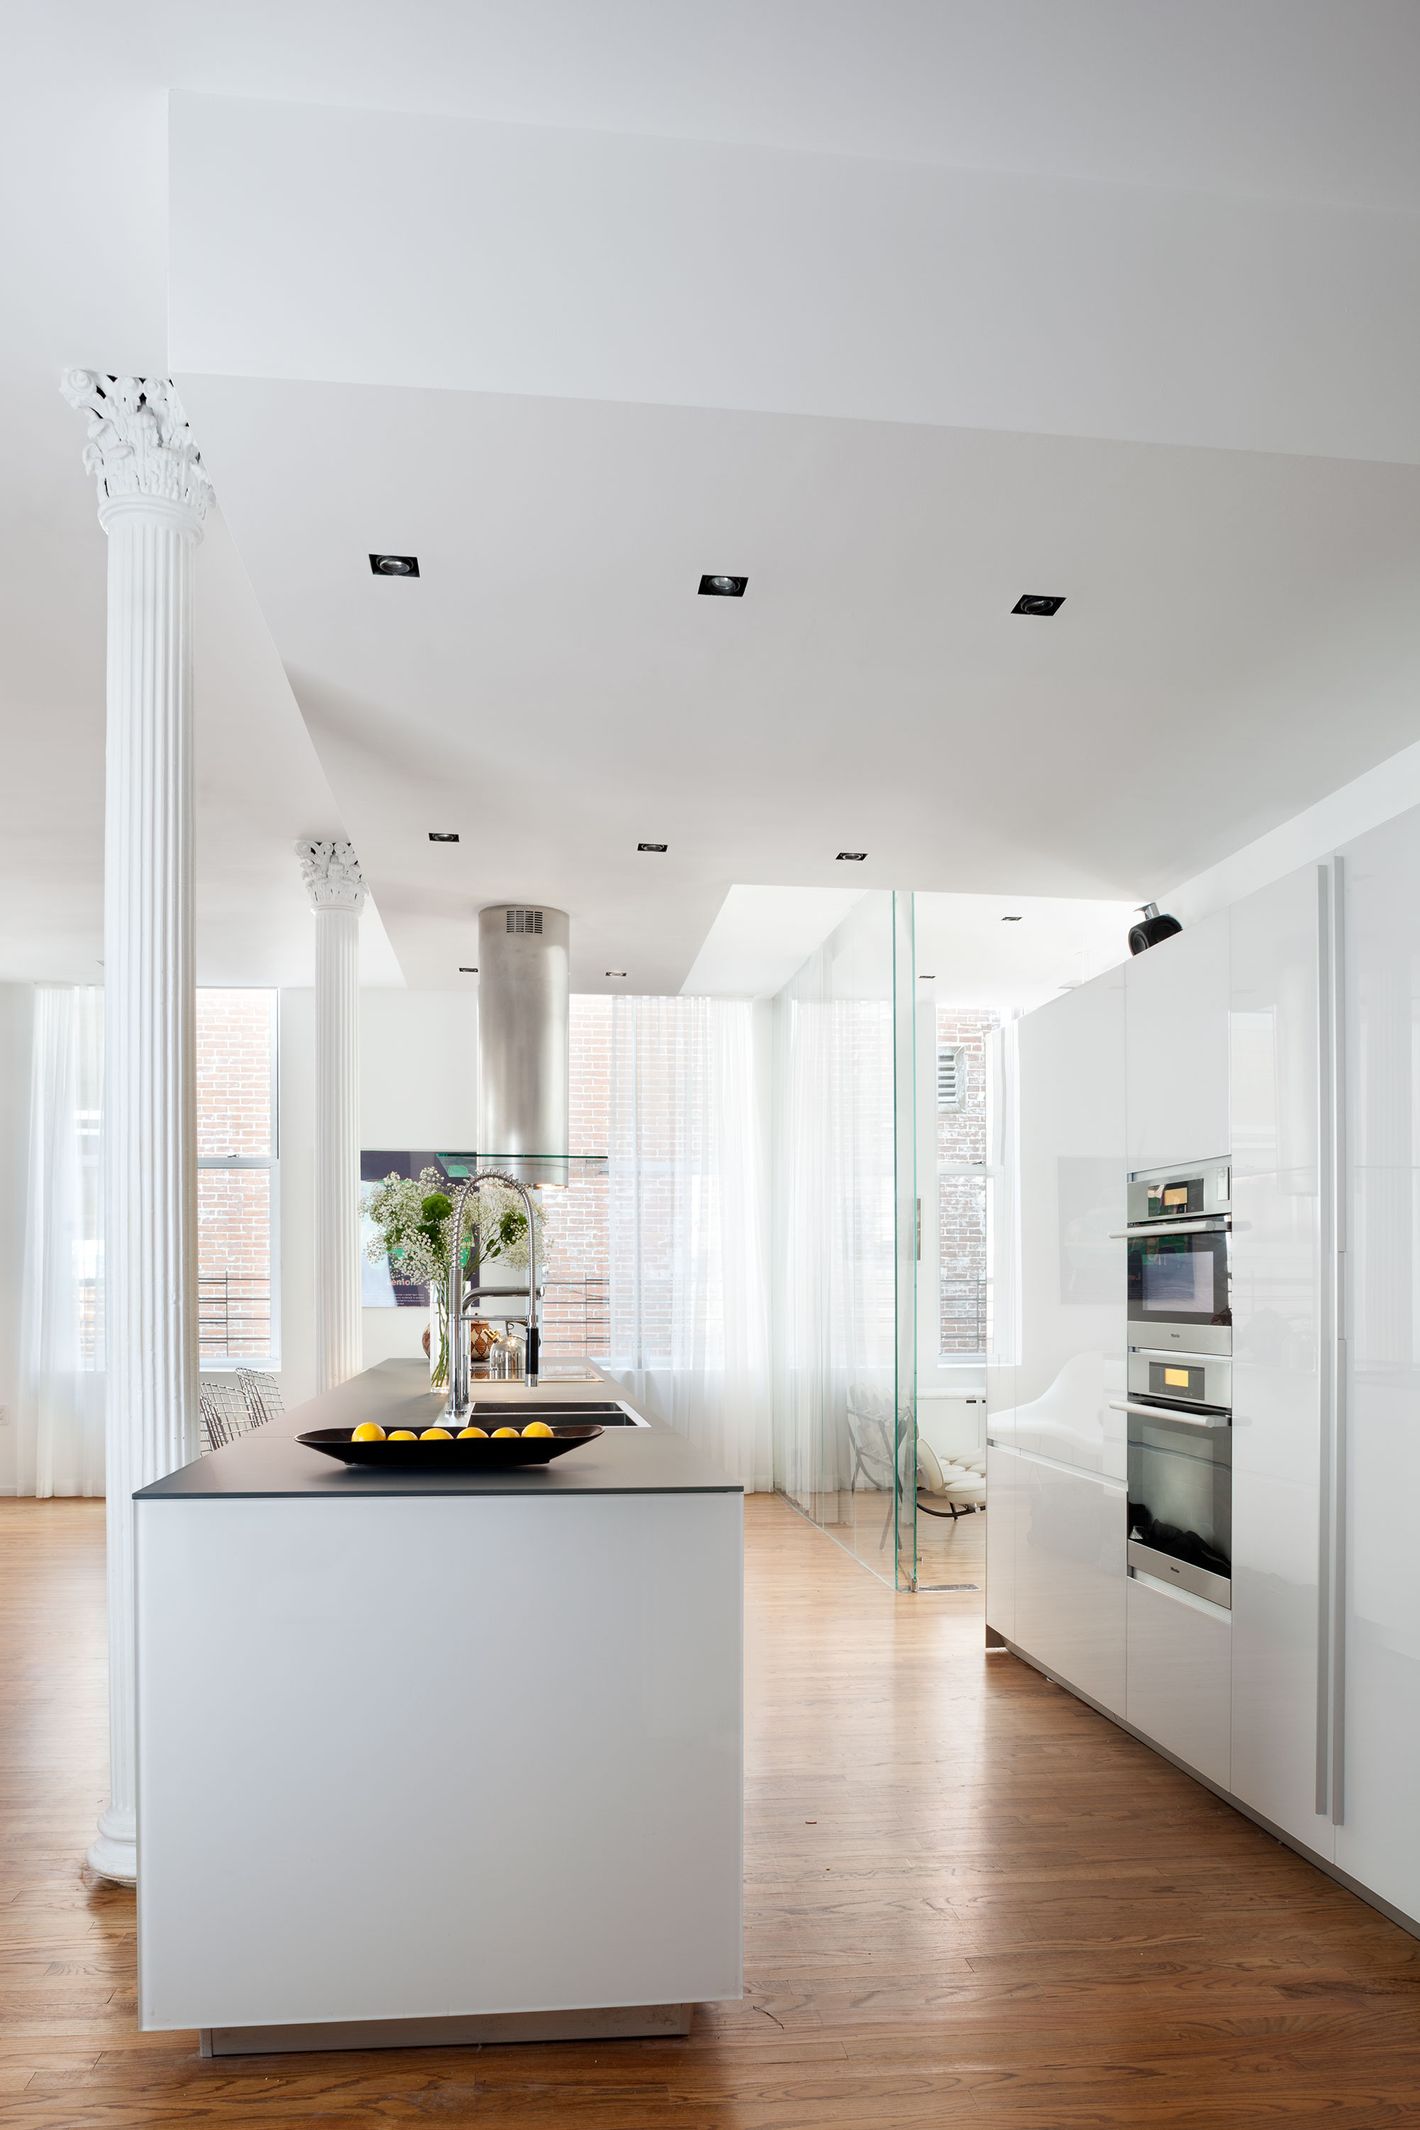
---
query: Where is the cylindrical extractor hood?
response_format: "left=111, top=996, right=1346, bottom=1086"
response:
left=477, top=905, right=570, bottom=1188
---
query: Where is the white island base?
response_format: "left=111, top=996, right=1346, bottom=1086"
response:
left=135, top=1365, right=743, bottom=2053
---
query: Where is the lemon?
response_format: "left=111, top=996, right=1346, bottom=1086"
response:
left=521, top=1421, right=554, bottom=1438
left=491, top=1426, right=520, bottom=1439
left=421, top=1426, right=453, bottom=1441
left=351, top=1422, right=386, bottom=1443
left=388, top=1429, right=417, bottom=1441
left=457, top=1425, right=488, bottom=1439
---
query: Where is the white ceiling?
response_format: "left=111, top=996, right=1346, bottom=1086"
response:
left=21, top=1, right=1420, bottom=214
left=184, top=374, right=1420, bottom=990
left=5, top=4, right=1420, bottom=993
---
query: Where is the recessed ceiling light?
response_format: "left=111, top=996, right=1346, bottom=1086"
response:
left=698, top=573, right=747, bottom=598
left=918, top=973, right=936, bottom=981
left=606, top=969, right=627, bottom=978
left=428, top=831, right=459, bottom=843
left=637, top=841, right=668, bottom=853
left=1011, top=593, right=1064, bottom=616
left=370, top=553, right=420, bottom=577
left=1002, top=914, right=1023, bottom=923
left=458, top=965, right=478, bottom=974
left=836, top=851, right=867, bottom=862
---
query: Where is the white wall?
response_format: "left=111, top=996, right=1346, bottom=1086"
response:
left=275, top=988, right=479, bottom=1407
left=0, top=985, right=34, bottom=1491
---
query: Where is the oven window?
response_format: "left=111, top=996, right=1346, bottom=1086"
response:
left=1129, top=1229, right=1229, bottom=1326
left=1141, top=1238, right=1213, bottom=1313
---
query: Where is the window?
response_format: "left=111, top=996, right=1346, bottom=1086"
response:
left=937, top=1044, right=965, bottom=1111
left=934, top=1010, right=999, bottom=1360
left=196, top=990, right=279, bottom=1366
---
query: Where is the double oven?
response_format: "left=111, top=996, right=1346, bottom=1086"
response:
left=1115, top=1160, right=1232, bottom=1608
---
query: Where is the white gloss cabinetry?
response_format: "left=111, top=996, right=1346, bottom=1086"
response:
left=1124, top=913, right=1230, bottom=1173
left=1009, top=1453, right=1126, bottom=1718
left=996, top=969, right=1126, bottom=1480
left=987, top=967, right=1127, bottom=1712
left=1334, top=812, right=1420, bottom=1921
left=1226, top=867, right=1333, bottom=1859
left=984, top=1444, right=1020, bottom=1646
left=1125, top=1578, right=1231, bottom=1790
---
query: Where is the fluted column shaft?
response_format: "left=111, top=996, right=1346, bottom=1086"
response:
left=63, top=372, right=210, bottom=1887
left=96, top=495, right=202, bottom=1884
left=314, top=902, right=362, bottom=1388
left=297, top=839, right=366, bottom=1392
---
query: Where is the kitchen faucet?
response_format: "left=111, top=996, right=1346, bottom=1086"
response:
left=444, top=1169, right=541, bottom=1421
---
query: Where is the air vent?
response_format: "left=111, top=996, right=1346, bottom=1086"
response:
left=938, top=1045, right=965, bottom=1112
left=506, top=908, right=544, bottom=935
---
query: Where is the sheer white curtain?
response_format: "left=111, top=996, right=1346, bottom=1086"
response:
left=768, top=898, right=900, bottom=1580
left=17, top=987, right=105, bottom=1497
left=602, top=995, right=771, bottom=1490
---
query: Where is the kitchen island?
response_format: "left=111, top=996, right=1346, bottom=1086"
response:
left=134, top=1361, right=743, bottom=2054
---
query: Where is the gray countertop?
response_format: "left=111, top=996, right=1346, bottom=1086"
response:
left=136, top=1361, right=742, bottom=1501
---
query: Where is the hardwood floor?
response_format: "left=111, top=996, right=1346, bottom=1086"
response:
left=4, top=1494, right=1420, bottom=2128
left=913, top=1498, right=986, bottom=1591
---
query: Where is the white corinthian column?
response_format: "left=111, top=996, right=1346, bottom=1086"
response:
left=297, top=839, right=366, bottom=1391
left=61, top=371, right=211, bottom=1885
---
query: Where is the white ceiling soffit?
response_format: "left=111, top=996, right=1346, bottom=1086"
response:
left=913, top=891, right=1137, bottom=1011
left=169, top=92, right=1420, bottom=466
left=683, top=887, right=868, bottom=998
left=179, top=374, right=1420, bottom=994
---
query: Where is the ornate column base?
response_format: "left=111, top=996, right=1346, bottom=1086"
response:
left=87, top=1804, right=138, bottom=1887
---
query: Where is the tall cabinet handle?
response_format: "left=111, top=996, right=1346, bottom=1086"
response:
left=1329, top=855, right=1348, bottom=1827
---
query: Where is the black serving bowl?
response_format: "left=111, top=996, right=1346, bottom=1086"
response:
left=297, top=1422, right=604, bottom=1470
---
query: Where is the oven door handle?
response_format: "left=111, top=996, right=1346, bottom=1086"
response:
left=1109, top=1399, right=1232, bottom=1429
left=1111, top=1218, right=1230, bottom=1239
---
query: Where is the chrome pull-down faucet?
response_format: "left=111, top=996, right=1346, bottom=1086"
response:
left=443, top=1170, right=540, bottom=1421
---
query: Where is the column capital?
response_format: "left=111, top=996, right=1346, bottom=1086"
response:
left=60, top=370, right=212, bottom=531
left=298, top=837, right=367, bottom=914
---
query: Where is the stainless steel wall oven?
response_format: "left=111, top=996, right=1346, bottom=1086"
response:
left=1121, top=1160, right=1231, bottom=1356
left=1115, top=1160, right=1233, bottom=1607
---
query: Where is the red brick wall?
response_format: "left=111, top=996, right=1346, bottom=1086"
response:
left=195, top=989, right=276, bottom=1361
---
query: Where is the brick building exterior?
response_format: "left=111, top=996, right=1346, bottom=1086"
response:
left=195, top=989, right=276, bottom=1362
left=934, top=1005, right=998, bottom=1356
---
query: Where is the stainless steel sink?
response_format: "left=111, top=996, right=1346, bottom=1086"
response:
left=465, top=1399, right=650, bottom=1428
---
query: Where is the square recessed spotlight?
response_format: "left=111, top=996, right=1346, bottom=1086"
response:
left=1002, top=914, right=1023, bottom=923
left=836, top=851, right=868, bottom=862
left=1011, top=593, right=1064, bottom=616
left=637, top=841, right=668, bottom=853
left=428, top=831, right=459, bottom=843
left=458, top=965, right=478, bottom=974
left=606, top=969, right=627, bottom=979
left=369, top=553, right=420, bottom=577
left=698, top=573, right=747, bottom=598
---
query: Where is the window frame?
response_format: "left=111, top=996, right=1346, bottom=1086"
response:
left=196, top=988, right=282, bottom=1372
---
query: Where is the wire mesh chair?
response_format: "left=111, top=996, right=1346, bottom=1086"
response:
left=236, top=1367, right=284, bottom=1431
left=199, top=1381, right=250, bottom=1453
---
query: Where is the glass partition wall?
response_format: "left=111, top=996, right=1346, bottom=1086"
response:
left=770, top=892, right=917, bottom=1588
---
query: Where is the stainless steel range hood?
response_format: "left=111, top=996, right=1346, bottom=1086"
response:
left=477, top=905, right=569, bottom=1188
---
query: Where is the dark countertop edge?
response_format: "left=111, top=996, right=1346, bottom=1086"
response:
left=137, top=1481, right=744, bottom=1501
left=134, top=1360, right=744, bottom=1501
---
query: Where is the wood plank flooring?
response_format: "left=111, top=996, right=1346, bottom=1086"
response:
left=3, top=1494, right=1420, bottom=2127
